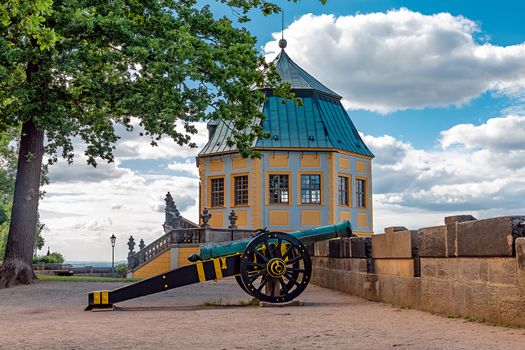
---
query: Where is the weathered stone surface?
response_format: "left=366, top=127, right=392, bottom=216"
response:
left=373, top=230, right=417, bottom=259
left=314, top=240, right=330, bottom=257
left=418, top=225, right=446, bottom=257
left=328, top=238, right=342, bottom=258
left=310, top=218, right=525, bottom=328
left=374, top=258, right=415, bottom=277
left=420, top=258, right=437, bottom=278
left=516, top=237, right=525, bottom=291
left=356, top=237, right=371, bottom=257
left=437, top=258, right=458, bottom=280
left=385, top=226, right=407, bottom=234
left=456, top=216, right=525, bottom=257
left=305, top=243, right=314, bottom=257
left=387, top=230, right=417, bottom=258
left=444, top=214, right=477, bottom=257
left=457, top=258, right=482, bottom=282
left=487, top=258, right=516, bottom=285
left=444, top=215, right=477, bottom=225
left=340, top=238, right=351, bottom=258
left=371, top=234, right=386, bottom=258
left=341, top=237, right=370, bottom=258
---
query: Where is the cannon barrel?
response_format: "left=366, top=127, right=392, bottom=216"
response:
left=198, top=221, right=352, bottom=261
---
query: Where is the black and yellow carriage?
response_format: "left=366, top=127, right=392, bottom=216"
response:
left=86, top=221, right=352, bottom=309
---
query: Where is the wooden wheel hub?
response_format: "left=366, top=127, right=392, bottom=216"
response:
left=267, top=258, right=287, bottom=277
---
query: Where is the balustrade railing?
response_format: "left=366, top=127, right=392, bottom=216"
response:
left=128, top=227, right=258, bottom=270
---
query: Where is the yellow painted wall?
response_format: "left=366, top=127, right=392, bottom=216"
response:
left=232, top=157, right=247, bottom=170
left=209, top=159, right=224, bottom=172
left=368, top=160, right=374, bottom=233
left=300, top=154, right=320, bottom=168
left=339, top=210, right=351, bottom=221
left=133, top=250, right=171, bottom=279
left=268, top=154, right=289, bottom=168
left=356, top=160, right=368, bottom=174
left=301, top=210, right=321, bottom=226
left=178, top=246, right=200, bottom=268
left=251, top=158, right=263, bottom=229
left=357, top=212, right=368, bottom=228
left=235, top=210, right=248, bottom=227
left=198, top=161, right=205, bottom=215
left=339, top=158, right=350, bottom=170
left=209, top=211, right=224, bottom=227
left=327, top=154, right=336, bottom=224
left=269, top=210, right=289, bottom=226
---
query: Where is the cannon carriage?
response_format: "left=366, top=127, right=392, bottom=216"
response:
left=86, top=221, right=352, bottom=310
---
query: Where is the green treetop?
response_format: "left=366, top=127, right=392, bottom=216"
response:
left=0, top=0, right=324, bottom=287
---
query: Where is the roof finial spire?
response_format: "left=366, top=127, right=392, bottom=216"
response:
left=278, top=10, right=287, bottom=50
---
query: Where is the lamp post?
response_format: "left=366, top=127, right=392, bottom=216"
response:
left=110, top=234, right=116, bottom=277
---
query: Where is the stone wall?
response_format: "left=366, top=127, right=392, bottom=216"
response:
left=311, top=215, right=525, bottom=327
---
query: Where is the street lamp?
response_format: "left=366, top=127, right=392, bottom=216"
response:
left=110, top=234, right=116, bottom=277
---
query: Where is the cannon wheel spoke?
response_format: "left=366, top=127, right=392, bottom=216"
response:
left=257, top=275, right=270, bottom=292
left=247, top=261, right=266, bottom=269
left=278, top=277, right=289, bottom=295
left=255, top=250, right=269, bottom=263
left=263, top=240, right=274, bottom=259
left=249, top=270, right=264, bottom=283
left=287, top=254, right=304, bottom=265
left=239, top=231, right=312, bottom=303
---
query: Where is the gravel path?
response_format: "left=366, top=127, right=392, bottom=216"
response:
left=0, top=279, right=523, bottom=349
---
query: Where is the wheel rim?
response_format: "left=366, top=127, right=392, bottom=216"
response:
left=239, top=231, right=312, bottom=303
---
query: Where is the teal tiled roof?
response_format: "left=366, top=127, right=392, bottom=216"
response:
left=199, top=50, right=374, bottom=158
left=273, top=50, right=341, bottom=99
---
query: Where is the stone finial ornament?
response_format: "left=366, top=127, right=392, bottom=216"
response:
left=228, top=210, right=238, bottom=229
left=127, top=236, right=136, bottom=256
left=201, top=208, right=211, bottom=228
left=139, top=239, right=145, bottom=251
left=163, top=191, right=181, bottom=232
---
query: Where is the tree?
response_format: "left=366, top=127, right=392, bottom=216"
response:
left=0, top=0, right=322, bottom=287
left=0, top=127, right=46, bottom=260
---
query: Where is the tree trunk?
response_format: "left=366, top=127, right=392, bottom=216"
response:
left=0, top=119, right=45, bottom=288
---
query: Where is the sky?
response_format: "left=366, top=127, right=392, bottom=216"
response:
left=38, top=0, right=525, bottom=261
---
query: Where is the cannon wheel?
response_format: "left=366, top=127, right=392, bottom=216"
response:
left=235, top=250, right=301, bottom=296
left=239, top=231, right=312, bottom=303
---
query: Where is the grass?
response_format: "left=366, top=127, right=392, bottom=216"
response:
left=36, top=274, right=142, bottom=283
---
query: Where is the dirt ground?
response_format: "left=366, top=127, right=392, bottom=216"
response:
left=0, top=279, right=523, bottom=350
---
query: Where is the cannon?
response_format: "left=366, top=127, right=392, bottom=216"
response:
left=86, top=221, right=352, bottom=310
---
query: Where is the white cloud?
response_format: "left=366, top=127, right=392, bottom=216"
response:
left=439, top=115, right=525, bottom=150
left=166, top=159, right=199, bottom=178
left=264, top=9, right=525, bottom=113
left=366, top=115, right=525, bottom=232
left=114, top=120, right=209, bottom=160
left=40, top=167, right=199, bottom=261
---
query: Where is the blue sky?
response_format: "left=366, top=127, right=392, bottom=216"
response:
left=38, top=1, right=525, bottom=260
left=234, top=0, right=525, bottom=148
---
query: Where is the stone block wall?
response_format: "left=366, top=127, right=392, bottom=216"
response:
left=311, top=215, right=525, bottom=327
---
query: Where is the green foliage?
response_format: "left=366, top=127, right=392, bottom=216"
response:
left=33, top=251, right=64, bottom=264
left=0, top=217, right=7, bottom=260
left=0, top=0, right=58, bottom=50
left=0, top=0, right=314, bottom=164
left=114, top=263, right=128, bottom=277
left=0, top=126, right=18, bottom=206
left=34, top=215, right=45, bottom=251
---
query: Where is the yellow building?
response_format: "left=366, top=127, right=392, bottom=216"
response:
left=197, top=41, right=374, bottom=236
